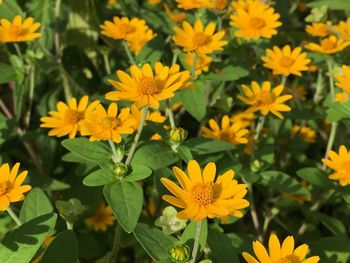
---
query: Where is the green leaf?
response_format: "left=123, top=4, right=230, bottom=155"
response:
left=205, top=66, right=249, bottom=81
left=308, top=0, right=350, bottom=11
left=83, top=168, right=117, bottom=187
left=0, top=0, right=24, bottom=20
left=258, top=171, right=310, bottom=196
left=19, top=188, right=53, bottom=223
left=185, top=138, right=235, bottom=155
left=176, top=145, right=193, bottom=163
left=180, top=220, right=207, bottom=252
left=136, top=35, right=164, bottom=63
left=296, top=167, right=333, bottom=188
left=133, top=223, right=177, bottom=261
left=0, top=213, right=57, bottom=263
left=179, top=81, right=206, bottom=121
left=0, top=64, right=17, bottom=84
left=317, top=212, right=346, bottom=235
left=326, top=101, right=350, bottom=123
left=61, top=138, right=111, bottom=163
left=207, top=227, right=240, bottom=263
left=132, top=141, right=178, bottom=170
left=311, top=237, right=350, bottom=263
left=104, top=181, right=143, bottom=233
left=124, top=164, right=153, bottom=181
left=40, top=230, right=78, bottom=263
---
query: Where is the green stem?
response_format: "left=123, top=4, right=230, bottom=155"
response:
left=166, top=100, right=175, bottom=128
left=190, top=220, right=203, bottom=263
left=326, top=57, right=335, bottom=100
left=281, top=75, right=287, bottom=87
left=125, top=106, right=148, bottom=165
left=13, top=43, right=23, bottom=58
left=66, top=221, right=74, bottom=230
left=313, top=69, right=324, bottom=103
left=110, top=223, right=123, bottom=263
left=322, top=122, right=338, bottom=170
left=103, top=52, right=112, bottom=75
left=172, top=50, right=179, bottom=65
left=122, top=40, right=136, bottom=65
left=61, top=69, right=72, bottom=102
left=254, top=116, right=266, bottom=141
left=24, top=65, right=35, bottom=129
left=108, top=139, right=118, bottom=164
left=7, top=207, right=21, bottom=226
left=247, top=183, right=263, bottom=241
left=191, top=52, right=198, bottom=79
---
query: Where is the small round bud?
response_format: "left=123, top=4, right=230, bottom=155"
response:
left=250, top=159, right=263, bottom=172
left=169, top=127, right=188, bottom=145
left=168, top=243, right=190, bottom=263
left=114, top=162, right=128, bottom=178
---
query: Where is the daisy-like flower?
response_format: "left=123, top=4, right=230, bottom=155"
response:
left=172, top=19, right=227, bottom=54
left=148, top=0, right=161, bottom=4
left=230, top=111, right=256, bottom=128
left=335, top=65, right=350, bottom=102
left=261, top=45, right=311, bottom=77
left=161, top=160, right=249, bottom=221
left=238, top=81, right=293, bottom=119
left=334, top=18, right=350, bottom=41
left=185, top=52, right=213, bottom=75
left=230, top=2, right=281, bottom=40
left=201, top=115, right=249, bottom=145
left=322, top=145, right=350, bottom=186
left=231, top=0, right=268, bottom=12
left=130, top=104, right=166, bottom=130
left=0, top=15, right=41, bottom=42
left=106, top=63, right=192, bottom=109
left=305, top=21, right=332, bottom=37
left=291, top=125, right=316, bottom=143
left=242, top=233, right=320, bottom=263
left=80, top=103, right=135, bottom=143
left=85, top=203, right=115, bottom=231
left=175, top=0, right=213, bottom=10
left=305, top=35, right=350, bottom=54
left=40, top=96, right=100, bottom=139
left=0, top=163, right=31, bottom=211
left=164, top=4, right=186, bottom=24
left=127, top=29, right=156, bottom=54
left=100, top=17, right=150, bottom=41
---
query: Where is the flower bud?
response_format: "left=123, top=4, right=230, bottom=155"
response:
left=250, top=159, right=263, bottom=172
left=114, top=162, right=129, bottom=178
left=55, top=198, right=88, bottom=223
left=169, top=127, right=188, bottom=145
left=168, top=243, right=190, bottom=263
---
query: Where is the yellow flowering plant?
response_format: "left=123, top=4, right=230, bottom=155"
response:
left=2, top=0, right=350, bottom=262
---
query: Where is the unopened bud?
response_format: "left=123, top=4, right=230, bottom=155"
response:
left=114, top=162, right=128, bottom=178
left=168, top=243, right=190, bottom=263
left=169, top=127, right=188, bottom=145
left=250, top=159, right=263, bottom=172
left=55, top=198, right=88, bottom=223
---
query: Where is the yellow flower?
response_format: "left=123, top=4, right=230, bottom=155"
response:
left=305, top=35, right=350, bottom=54
left=164, top=4, right=186, bottom=24
left=335, top=65, right=350, bottom=102
left=161, top=160, right=249, bottom=221
left=0, top=163, right=31, bottom=211
left=213, top=0, right=227, bottom=10
left=85, top=203, right=115, bottom=231
left=40, top=96, right=99, bottom=139
left=127, top=29, right=156, bottom=54
left=334, top=18, right=350, bottom=41
left=291, top=125, right=316, bottom=143
left=230, top=111, right=256, bottom=128
left=172, top=19, right=227, bottom=54
left=107, top=0, right=117, bottom=4
left=288, top=85, right=307, bottom=101
left=242, top=234, right=320, bottom=263
left=185, top=52, right=213, bottom=75
left=0, top=15, right=41, bottom=42
left=100, top=16, right=150, bottom=41
left=238, top=81, right=293, bottom=119
left=80, top=103, right=135, bottom=143
left=201, top=115, right=249, bottom=145
left=148, top=0, right=161, bottom=4
left=231, top=0, right=268, bottom=12
left=322, top=145, right=350, bottom=186
left=305, top=21, right=332, bottom=37
left=175, top=0, right=213, bottom=9
left=230, top=2, right=281, bottom=40
left=106, top=63, right=192, bottom=109
left=261, top=45, right=311, bottom=77
left=130, top=104, right=166, bottom=130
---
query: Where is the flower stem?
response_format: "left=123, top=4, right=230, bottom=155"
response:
left=326, top=57, right=335, bottom=99
left=122, top=40, right=136, bottom=65
left=110, top=223, right=123, bottom=263
left=281, top=75, right=287, bottom=87
left=125, top=106, right=148, bottom=165
left=247, top=184, right=263, bottom=242
left=166, top=99, right=175, bottom=128
left=313, top=69, right=324, bottom=103
left=103, top=52, right=112, bottom=75
left=24, top=65, right=36, bottom=129
left=7, top=207, right=21, bottom=226
left=108, top=139, right=118, bottom=164
left=191, top=52, right=198, bottom=79
left=254, top=116, right=266, bottom=141
left=190, top=220, right=203, bottom=263
left=13, top=43, right=23, bottom=58
left=322, top=122, right=338, bottom=170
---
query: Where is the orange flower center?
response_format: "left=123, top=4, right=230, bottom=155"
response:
left=220, top=131, right=234, bottom=142
left=322, top=39, right=336, bottom=50
left=191, top=183, right=214, bottom=205
left=0, top=181, right=10, bottom=196
left=64, top=109, right=85, bottom=124
left=256, top=91, right=274, bottom=105
left=9, top=25, right=30, bottom=37
left=192, top=32, right=211, bottom=47
left=102, top=117, right=120, bottom=129
left=249, top=17, right=266, bottom=29
left=277, top=255, right=300, bottom=263
left=139, top=77, right=156, bottom=95
left=279, top=56, right=295, bottom=67
left=120, top=23, right=136, bottom=36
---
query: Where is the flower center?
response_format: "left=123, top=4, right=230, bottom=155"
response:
left=139, top=77, right=156, bottom=95
left=9, top=25, right=30, bottom=37
left=277, top=255, right=300, bottom=263
left=191, top=183, right=214, bottom=205
left=220, top=131, right=234, bottom=142
left=279, top=56, right=295, bottom=67
left=120, top=23, right=136, bottom=36
left=322, top=39, right=336, bottom=50
left=102, top=117, right=120, bottom=129
left=64, top=109, right=85, bottom=124
left=0, top=181, right=10, bottom=196
left=257, top=91, right=274, bottom=105
left=249, top=17, right=266, bottom=29
left=192, top=32, right=211, bottom=46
